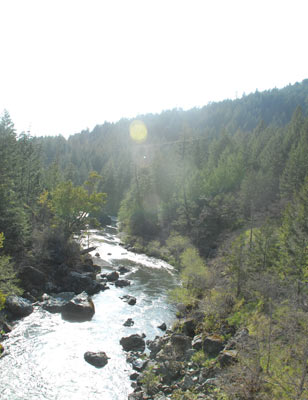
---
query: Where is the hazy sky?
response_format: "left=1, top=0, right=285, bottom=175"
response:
left=0, top=0, right=307, bottom=138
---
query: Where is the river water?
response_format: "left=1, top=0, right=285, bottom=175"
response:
left=0, top=225, right=177, bottom=400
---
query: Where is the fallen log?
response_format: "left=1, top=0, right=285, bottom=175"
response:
left=80, top=246, right=97, bottom=255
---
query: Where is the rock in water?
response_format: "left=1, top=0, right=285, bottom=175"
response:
left=41, top=292, right=75, bottom=313
left=84, top=351, right=109, bottom=368
left=61, top=292, right=95, bottom=322
left=120, top=295, right=136, bottom=305
left=63, top=271, right=103, bottom=295
left=115, top=279, right=131, bottom=288
left=106, top=271, right=119, bottom=282
left=120, top=334, right=145, bottom=352
left=5, top=295, right=33, bottom=318
left=158, top=322, right=167, bottom=331
left=118, top=266, right=130, bottom=274
left=123, top=318, right=134, bottom=327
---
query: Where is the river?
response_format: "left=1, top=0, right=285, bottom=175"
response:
left=0, top=224, right=177, bottom=400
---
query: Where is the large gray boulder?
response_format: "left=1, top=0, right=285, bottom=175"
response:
left=155, top=334, right=192, bottom=362
left=62, top=271, right=104, bottom=295
left=120, top=334, right=145, bottom=352
left=5, top=295, right=33, bottom=318
left=41, top=292, right=75, bottom=313
left=202, top=335, right=224, bottom=357
left=61, top=292, right=95, bottom=322
left=84, top=351, right=109, bottom=368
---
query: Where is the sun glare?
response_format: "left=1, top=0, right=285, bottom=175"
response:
left=129, top=120, right=148, bottom=143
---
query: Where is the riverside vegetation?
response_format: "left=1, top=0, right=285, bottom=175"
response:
left=1, top=79, right=308, bottom=398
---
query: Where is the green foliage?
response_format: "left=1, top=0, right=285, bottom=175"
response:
left=225, top=304, right=308, bottom=400
left=0, top=255, right=22, bottom=296
left=0, top=233, right=22, bottom=296
left=225, top=234, right=248, bottom=298
left=0, top=292, right=5, bottom=310
left=166, top=233, right=192, bottom=268
left=0, top=112, right=33, bottom=255
left=43, top=178, right=106, bottom=238
left=170, top=247, right=211, bottom=305
left=277, top=177, right=308, bottom=304
left=140, top=366, right=161, bottom=394
left=191, top=350, right=208, bottom=366
left=227, top=299, right=264, bottom=330
left=170, top=388, right=199, bottom=400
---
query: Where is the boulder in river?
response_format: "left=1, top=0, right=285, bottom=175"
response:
left=120, top=295, right=136, bottom=305
left=106, top=271, right=119, bottom=282
left=84, top=351, right=109, bottom=368
left=158, top=322, right=167, bottom=331
left=5, top=295, right=33, bottom=318
left=120, top=334, right=145, bottom=352
left=41, top=292, right=75, bottom=313
left=123, top=318, right=134, bottom=327
left=115, top=279, right=131, bottom=288
left=62, top=271, right=104, bottom=295
left=61, top=292, right=95, bottom=322
left=118, top=266, right=130, bottom=274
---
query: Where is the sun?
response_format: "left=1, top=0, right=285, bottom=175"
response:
left=129, top=120, right=148, bottom=143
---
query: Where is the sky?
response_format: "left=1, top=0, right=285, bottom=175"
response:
left=0, top=0, right=307, bottom=138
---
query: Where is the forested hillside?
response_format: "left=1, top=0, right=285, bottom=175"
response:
left=37, top=79, right=308, bottom=256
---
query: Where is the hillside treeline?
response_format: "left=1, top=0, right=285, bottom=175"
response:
left=37, top=79, right=308, bottom=256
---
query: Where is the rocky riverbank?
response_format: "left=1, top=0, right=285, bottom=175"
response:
left=125, top=314, right=249, bottom=400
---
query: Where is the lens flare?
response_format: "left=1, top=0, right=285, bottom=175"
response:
left=129, top=120, right=148, bottom=143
